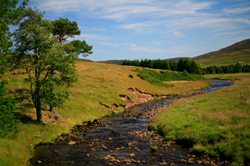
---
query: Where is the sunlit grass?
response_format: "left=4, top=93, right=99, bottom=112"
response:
left=150, top=73, right=250, bottom=165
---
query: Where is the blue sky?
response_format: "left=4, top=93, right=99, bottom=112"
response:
left=26, top=0, right=250, bottom=61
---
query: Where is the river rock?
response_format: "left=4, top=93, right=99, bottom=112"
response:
left=68, top=141, right=76, bottom=145
left=129, top=153, right=135, bottom=158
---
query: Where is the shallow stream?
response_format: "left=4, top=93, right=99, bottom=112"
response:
left=30, top=79, right=234, bottom=166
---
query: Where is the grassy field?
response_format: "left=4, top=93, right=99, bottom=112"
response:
left=150, top=73, right=250, bottom=165
left=0, top=62, right=209, bottom=166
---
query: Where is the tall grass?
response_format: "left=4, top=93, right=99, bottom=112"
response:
left=0, top=62, right=209, bottom=166
left=150, top=73, right=250, bottom=165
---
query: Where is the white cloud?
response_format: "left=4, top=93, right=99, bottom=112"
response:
left=74, top=34, right=110, bottom=41
left=36, top=0, right=215, bottom=21
left=98, top=42, right=118, bottom=47
left=224, top=7, right=250, bottom=13
left=118, top=21, right=160, bottom=32
left=173, top=31, right=185, bottom=38
left=127, top=43, right=166, bottom=53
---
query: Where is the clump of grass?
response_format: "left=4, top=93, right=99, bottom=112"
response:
left=150, top=145, right=158, bottom=152
left=128, top=74, right=134, bottom=78
left=151, top=73, right=250, bottom=165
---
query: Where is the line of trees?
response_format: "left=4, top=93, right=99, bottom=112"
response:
left=1, top=0, right=93, bottom=136
left=202, top=64, right=250, bottom=74
left=122, top=58, right=202, bottom=75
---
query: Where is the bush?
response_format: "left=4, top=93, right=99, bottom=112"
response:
left=0, top=81, right=18, bottom=137
left=128, top=74, right=134, bottom=78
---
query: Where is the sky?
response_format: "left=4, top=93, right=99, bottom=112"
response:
left=26, top=0, right=250, bottom=61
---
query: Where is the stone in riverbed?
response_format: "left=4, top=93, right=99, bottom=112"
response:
left=68, top=141, right=76, bottom=145
left=129, top=153, right=135, bottom=158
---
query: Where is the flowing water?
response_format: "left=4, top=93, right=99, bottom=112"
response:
left=30, top=79, right=234, bottom=166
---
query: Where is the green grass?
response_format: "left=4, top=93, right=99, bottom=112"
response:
left=150, top=73, right=250, bottom=165
left=134, top=68, right=206, bottom=87
left=0, top=62, right=210, bottom=166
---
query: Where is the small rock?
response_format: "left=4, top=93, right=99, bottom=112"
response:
left=129, top=153, right=135, bottom=158
left=36, top=160, right=42, bottom=164
left=68, top=141, right=76, bottom=145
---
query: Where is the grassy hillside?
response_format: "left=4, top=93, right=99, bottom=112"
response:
left=150, top=73, right=250, bottom=165
left=0, top=62, right=209, bottom=166
left=193, top=39, right=250, bottom=67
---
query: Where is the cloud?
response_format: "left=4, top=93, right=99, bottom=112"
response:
left=98, top=42, right=118, bottom=47
left=127, top=43, right=166, bottom=53
left=173, top=31, right=185, bottom=38
left=36, top=0, right=215, bottom=21
left=118, top=21, right=160, bottom=32
left=224, top=7, right=250, bottom=13
left=74, top=34, right=110, bottom=41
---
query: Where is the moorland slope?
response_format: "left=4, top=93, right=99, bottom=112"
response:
left=193, top=39, right=250, bottom=67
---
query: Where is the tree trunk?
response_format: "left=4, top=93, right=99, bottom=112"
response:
left=35, top=95, right=43, bottom=123
left=49, top=106, right=55, bottom=113
left=35, top=85, right=43, bottom=123
left=60, top=34, right=64, bottom=45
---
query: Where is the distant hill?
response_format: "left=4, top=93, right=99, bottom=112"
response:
left=79, top=59, right=93, bottom=62
left=193, top=39, right=250, bottom=67
left=97, top=60, right=125, bottom=65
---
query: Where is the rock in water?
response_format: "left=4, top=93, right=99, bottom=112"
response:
left=68, top=141, right=76, bottom=145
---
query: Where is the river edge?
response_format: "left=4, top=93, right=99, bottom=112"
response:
left=29, top=80, right=235, bottom=165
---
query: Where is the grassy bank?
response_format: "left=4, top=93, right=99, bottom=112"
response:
left=150, top=73, right=250, bottom=165
left=135, top=68, right=206, bottom=88
left=0, top=62, right=209, bottom=166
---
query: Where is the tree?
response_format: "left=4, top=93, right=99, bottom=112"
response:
left=189, top=60, right=202, bottom=75
left=63, top=39, right=93, bottom=57
left=52, top=18, right=81, bottom=45
left=0, top=0, right=28, bottom=136
left=11, top=7, right=78, bottom=123
left=177, top=59, right=184, bottom=72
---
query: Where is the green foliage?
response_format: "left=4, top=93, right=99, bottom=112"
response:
left=134, top=69, right=206, bottom=87
left=10, top=7, right=79, bottom=123
left=52, top=18, right=81, bottom=45
left=63, top=39, right=93, bottom=57
left=135, top=69, right=170, bottom=88
left=128, top=74, right=134, bottom=78
left=202, top=64, right=250, bottom=75
left=0, top=81, right=18, bottom=137
left=123, top=58, right=202, bottom=75
left=165, top=136, right=176, bottom=141
left=0, top=0, right=28, bottom=136
left=150, top=145, right=158, bottom=151
left=0, top=0, right=28, bottom=56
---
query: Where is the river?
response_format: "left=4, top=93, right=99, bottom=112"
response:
left=30, top=79, right=234, bottom=166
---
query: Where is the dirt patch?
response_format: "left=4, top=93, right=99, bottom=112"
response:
left=119, top=88, right=155, bottom=109
left=120, top=87, right=206, bottom=109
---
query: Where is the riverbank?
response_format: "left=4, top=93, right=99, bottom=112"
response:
left=29, top=80, right=231, bottom=165
left=0, top=62, right=209, bottom=166
left=150, top=73, right=250, bottom=166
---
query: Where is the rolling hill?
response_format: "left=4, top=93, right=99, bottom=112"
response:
left=192, top=38, right=250, bottom=67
